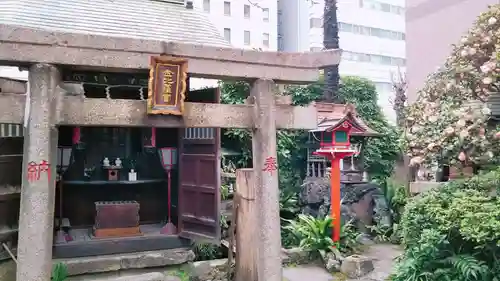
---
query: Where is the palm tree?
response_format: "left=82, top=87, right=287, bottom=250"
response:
left=322, top=0, right=341, bottom=103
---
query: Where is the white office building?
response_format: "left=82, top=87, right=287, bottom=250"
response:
left=279, top=0, right=406, bottom=121
left=189, top=0, right=279, bottom=89
left=192, top=0, right=278, bottom=50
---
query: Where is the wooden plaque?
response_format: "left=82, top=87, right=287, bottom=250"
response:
left=147, top=56, right=188, bottom=115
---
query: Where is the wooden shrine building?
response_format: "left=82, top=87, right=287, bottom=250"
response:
left=0, top=0, right=341, bottom=280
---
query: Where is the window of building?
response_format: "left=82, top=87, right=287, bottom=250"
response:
left=244, top=30, right=251, bottom=45
left=224, top=1, right=231, bottom=16
left=262, top=8, right=269, bottom=22
left=380, top=3, right=390, bottom=12
left=391, top=57, right=406, bottom=66
left=338, top=22, right=353, bottom=32
left=380, top=56, right=392, bottom=65
left=340, top=50, right=406, bottom=66
left=244, top=4, right=251, bottom=18
left=361, top=53, right=371, bottom=62
left=309, top=17, right=322, bottom=28
left=352, top=25, right=361, bottom=34
left=338, top=22, right=405, bottom=41
left=262, top=33, right=269, bottom=47
left=391, top=5, right=403, bottom=15
left=341, top=50, right=352, bottom=60
left=360, top=26, right=370, bottom=35
left=359, top=0, right=404, bottom=15
left=374, top=82, right=392, bottom=93
left=203, top=0, right=210, bottom=12
left=224, top=28, right=231, bottom=42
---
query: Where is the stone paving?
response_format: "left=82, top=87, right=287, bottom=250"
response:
left=0, top=244, right=402, bottom=281
left=283, top=244, right=403, bottom=281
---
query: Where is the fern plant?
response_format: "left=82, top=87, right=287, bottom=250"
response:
left=193, top=242, right=222, bottom=261
left=283, top=214, right=334, bottom=256
left=282, top=214, right=361, bottom=257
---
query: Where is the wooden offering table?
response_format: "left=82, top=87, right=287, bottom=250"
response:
left=93, top=201, right=141, bottom=238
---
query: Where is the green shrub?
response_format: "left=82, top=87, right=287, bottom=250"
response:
left=392, top=169, right=500, bottom=281
left=193, top=242, right=224, bottom=261
left=371, top=179, right=408, bottom=243
left=51, top=263, right=68, bottom=281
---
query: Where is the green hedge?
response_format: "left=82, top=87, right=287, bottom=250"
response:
left=392, top=169, right=500, bottom=280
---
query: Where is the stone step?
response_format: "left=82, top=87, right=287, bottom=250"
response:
left=71, top=271, right=183, bottom=281
left=0, top=248, right=195, bottom=281
left=56, top=248, right=195, bottom=277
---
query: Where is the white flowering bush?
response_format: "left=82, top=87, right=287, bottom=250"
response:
left=405, top=4, right=500, bottom=166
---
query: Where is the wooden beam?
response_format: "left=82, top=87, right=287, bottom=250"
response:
left=0, top=94, right=318, bottom=130
left=0, top=24, right=341, bottom=83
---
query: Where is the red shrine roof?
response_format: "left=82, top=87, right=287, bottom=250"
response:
left=311, top=102, right=380, bottom=136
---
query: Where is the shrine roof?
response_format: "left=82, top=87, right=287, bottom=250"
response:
left=0, top=0, right=230, bottom=48
left=311, top=103, right=380, bottom=136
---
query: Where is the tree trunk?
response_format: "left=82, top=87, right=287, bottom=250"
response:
left=322, top=0, right=341, bottom=103
left=391, top=68, right=407, bottom=128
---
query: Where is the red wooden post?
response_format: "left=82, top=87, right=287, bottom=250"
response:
left=330, top=157, right=342, bottom=243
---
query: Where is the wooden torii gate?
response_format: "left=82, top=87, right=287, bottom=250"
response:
left=0, top=24, right=341, bottom=281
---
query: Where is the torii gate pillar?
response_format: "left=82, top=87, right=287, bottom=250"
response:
left=251, top=79, right=282, bottom=281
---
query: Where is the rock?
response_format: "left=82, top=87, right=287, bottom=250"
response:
left=323, top=252, right=341, bottom=273
left=0, top=260, right=15, bottom=281
left=340, top=255, right=374, bottom=278
left=190, top=259, right=230, bottom=281
left=372, top=192, right=392, bottom=228
left=281, top=248, right=311, bottom=265
left=191, top=259, right=227, bottom=278
left=357, top=234, right=375, bottom=246
left=301, top=178, right=393, bottom=236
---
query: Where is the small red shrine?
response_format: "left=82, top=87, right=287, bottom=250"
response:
left=309, top=103, right=379, bottom=243
left=308, top=103, right=379, bottom=179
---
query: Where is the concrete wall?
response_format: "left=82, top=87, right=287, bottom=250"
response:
left=406, top=0, right=497, bottom=102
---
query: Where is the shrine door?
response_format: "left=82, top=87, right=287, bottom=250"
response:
left=178, top=87, right=221, bottom=243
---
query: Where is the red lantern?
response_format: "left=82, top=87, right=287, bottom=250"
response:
left=158, top=147, right=178, bottom=234
left=159, top=147, right=177, bottom=171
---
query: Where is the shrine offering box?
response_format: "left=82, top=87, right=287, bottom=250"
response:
left=93, top=201, right=141, bottom=238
